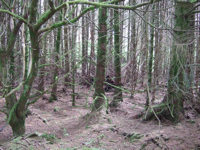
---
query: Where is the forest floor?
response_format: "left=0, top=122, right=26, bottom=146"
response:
left=0, top=85, right=200, bottom=150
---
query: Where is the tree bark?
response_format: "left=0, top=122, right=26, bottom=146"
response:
left=93, top=0, right=107, bottom=111
left=110, top=1, right=123, bottom=107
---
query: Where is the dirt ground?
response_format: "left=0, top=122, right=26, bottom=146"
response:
left=0, top=85, right=200, bottom=150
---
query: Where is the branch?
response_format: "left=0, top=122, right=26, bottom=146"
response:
left=36, top=0, right=121, bottom=32
left=3, top=82, right=24, bottom=99
left=0, top=9, right=28, bottom=25
left=186, top=3, right=199, bottom=15
left=191, top=10, right=200, bottom=14
left=38, top=0, right=160, bottom=34
left=56, top=0, right=124, bottom=10
left=27, top=90, right=48, bottom=106
left=38, top=6, right=95, bottom=34
left=0, top=9, right=29, bottom=25
left=34, top=9, right=57, bottom=30
left=66, top=0, right=160, bottom=10
left=1, top=0, right=11, bottom=10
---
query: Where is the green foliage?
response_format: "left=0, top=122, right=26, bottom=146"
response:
left=63, top=128, right=69, bottom=137
left=83, top=138, right=95, bottom=146
left=53, top=106, right=60, bottom=112
left=190, top=0, right=197, bottom=3
left=107, top=118, right=112, bottom=124
left=186, top=120, right=195, bottom=124
left=13, top=136, right=23, bottom=143
left=41, top=133, right=58, bottom=144
left=126, top=133, right=143, bottom=143
left=82, top=147, right=102, bottom=150
left=64, top=148, right=78, bottom=150
left=8, top=103, right=18, bottom=124
left=9, top=136, right=28, bottom=150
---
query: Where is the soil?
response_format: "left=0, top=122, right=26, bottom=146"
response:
left=0, top=85, right=200, bottom=150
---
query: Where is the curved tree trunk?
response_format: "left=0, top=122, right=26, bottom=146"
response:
left=8, top=0, right=40, bottom=136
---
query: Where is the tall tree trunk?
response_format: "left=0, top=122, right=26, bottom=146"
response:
left=93, top=0, right=107, bottom=111
left=82, top=5, right=87, bottom=77
left=85, top=13, right=89, bottom=75
left=37, top=32, right=47, bottom=94
left=166, top=1, right=194, bottom=120
left=147, top=4, right=155, bottom=92
left=107, top=9, right=114, bottom=75
left=110, top=2, right=123, bottom=107
left=71, top=25, right=77, bottom=106
left=145, top=1, right=194, bottom=121
left=130, top=0, right=137, bottom=98
left=37, top=0, right=48, bottom=93
left=70, top=6, right=78, bottom=106
left=126, top=0, right=131, bottom=62
left=196, top=13, right=200, bottom=97
left=49, top=12, right=62, bottom=102
left=64, top=26, right=70, bottom=87
left=185, top=7, right=195, bottom=100
left=140, top=0, right=149, bottom=87
left=89, top=7, right=95, bottom=77
left=152, top=3, right=161, bottom=102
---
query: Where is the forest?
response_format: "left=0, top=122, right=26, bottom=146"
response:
left=0, top=0, right=200, bottom=149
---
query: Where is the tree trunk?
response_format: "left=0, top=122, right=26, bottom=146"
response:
left=49, top=13, right=62, bottom=102
left=147, top=4, right=155, bottom=92
left=196, top=13, right=200, bottom=96
left=130, top=0, right=137, bottom=98
left=93, top=0, right=107, bottom=111
left=88, top=7, right=96, bottom=77
left=152, top=2, right=162, bottom=102
left=107, top=9, right=114, bottom=75
left=8, top=0, right=40, bottom=136
left=37, top=32, right=47, bottom=94
left=167, top=1, right=194, bottom=120
left=144, top=1, right=194, bottom=121
left=82, top=5, right=87, bottom=77
left=64, top=26, right=70, bottom=87
left=140, top=0, right=148, bottom=87
left=110, top=2, right=123, bottom=107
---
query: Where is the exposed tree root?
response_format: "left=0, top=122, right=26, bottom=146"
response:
left=133, top=103, right=175, bottom=121
left=143, top=103, right=172, bottom=121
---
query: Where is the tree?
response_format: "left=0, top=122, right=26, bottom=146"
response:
left=81, top=5, right=88, bottom=77
left=152, top=2, right=163, bottom=102
left=144, top=0, right=195, bottom=121
left=64, top=25, right=71, bottom=87
left=110, top=1, right=123, bottom=107
left=88, top=5, right=96, bottom=77
left=0, top=0, right=162, bottom=136
left=49, top=9, right=62, bottom=102
left=130, top=0, right=138, bottom=98
left=93, top=0, right=108, bottom=111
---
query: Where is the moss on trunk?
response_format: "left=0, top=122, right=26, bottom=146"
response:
left=92, top=0, right=107, bottom=111
left=112, top=1, right=123, bottom=106
left=141, top=1, right=194, bottom=122
left=8, top=103, right=25, bottom=136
